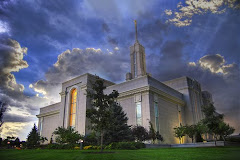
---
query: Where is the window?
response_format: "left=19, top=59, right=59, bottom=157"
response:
left=39, top=117, right=43, bottom=136
left=134, top=52, right=137, bottom=78
left=154, top=102, right=159, bottom=132
left=178, top=111, right=182, bottom=126
left=136, top=102, right=142, bottom=125
left=70, top=88, right=77, bottom=127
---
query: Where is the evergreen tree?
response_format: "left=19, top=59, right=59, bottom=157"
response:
left=0, top=101, right=7, bottom=129
left=86, top=77, right=119, bottom=152
left=14, top=137, right=20, bottom=147
left=27, top=124, right=47, bottom=149
left=104, top=102, right=133, bottom=144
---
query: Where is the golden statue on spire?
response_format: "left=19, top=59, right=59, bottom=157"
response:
left=134, top=20, right=138, bottom=43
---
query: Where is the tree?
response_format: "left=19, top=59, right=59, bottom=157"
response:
left=104, top=102, right=133, bottom=144
left=218, top=121, right=235, bottom=142
left=202, top=103, right=224, bottom=145
left=0, top=101, right=7, bottom=129
left=148, top=121, right=163, bottom=144
left=185, top=125, right=197, bottom=143
left=132, top=125, right=149, bottom=142
left=27, top=124, right=47, bottom=149
left=174, top=124, right=185, bottom=144
left=14, top=137, right=20, bottom=147
left=195, top=121, right=208, bottom=142
left=202, top=102, right=235, bottom=145
left=86, top=77, right=119, bottom=152
left=53, top=127, right=82, bottom=144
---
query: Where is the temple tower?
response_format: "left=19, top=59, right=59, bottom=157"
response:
left=126, top=20, right=147, bottom=80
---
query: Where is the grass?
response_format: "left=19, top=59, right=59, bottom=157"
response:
left=0, top=147, right=240, bottom=160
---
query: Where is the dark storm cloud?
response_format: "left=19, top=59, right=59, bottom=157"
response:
left=148, top=40, right=187, bottom=81
left=207, top=11, right=240, bottom=62
left=146, top=40, right=240, bottom=133
left=102, top=23, right=111, bottom=33
left=0, top=38, right=28, bottom=101
left=3, top=113, right=35, bottom=123
left=139, top=19, right=169, bottom=48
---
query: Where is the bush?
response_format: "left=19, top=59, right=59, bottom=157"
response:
left=226, top=136, right=240, bottom=142
left=83, top=145, right=100, bottom=150
left=105, top=142, right=145, bottom=150
left=47, top=143, right=78, bottom=149
left=134, top=142, right=146, bottom=149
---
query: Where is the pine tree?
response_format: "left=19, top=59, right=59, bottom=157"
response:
left=27, top=124, right=47, bottom=148
left=86, top=77, right=119, bottom=152
left=104, top=102, right=133, bottom=144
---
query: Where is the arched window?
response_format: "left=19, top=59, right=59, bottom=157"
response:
left=69, top=88, right=77, bottom=127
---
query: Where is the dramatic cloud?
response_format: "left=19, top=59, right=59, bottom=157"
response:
left=0, top=38, right=50, bottom=139
left=1, top=122, right=34, bottom=140
left=30, top=47, right=129, bottom=102
left=0, top=38, right=28, bottom=94
left=165, top=0, right=240, bottom=27
left=187, top=54, right=240, bottom=133
left=148, top=40, right=239, bottom=133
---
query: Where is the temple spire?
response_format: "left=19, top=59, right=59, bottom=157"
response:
left=134, top=20, right=138, bottom=43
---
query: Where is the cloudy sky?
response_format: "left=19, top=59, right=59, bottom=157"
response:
left=0, top=0, right=239, bottom=140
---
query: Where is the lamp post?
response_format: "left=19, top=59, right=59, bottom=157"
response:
left=79, top=139, right=83, bottom=150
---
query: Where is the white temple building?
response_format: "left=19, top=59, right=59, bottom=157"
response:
left=37, top=22, right=212, bottom=144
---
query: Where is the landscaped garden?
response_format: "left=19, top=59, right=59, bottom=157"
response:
left=1, top=147, right=240, bottom=160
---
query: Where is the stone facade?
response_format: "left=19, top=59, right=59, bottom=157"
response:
left=37, top=24, right=213, bottom=144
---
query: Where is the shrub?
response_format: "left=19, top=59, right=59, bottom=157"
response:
left=47, top=143, right=78, bottom=149
left=74, top=146, right=80, bottom=150
left=106, top=142, right=145, bottom=150
left=134, top=142, right=146, bottom=149
left=83, top=145, right=100, bottom=150
left=226, top=136, right=240, bottom=142
left=83, top=145, right=92, bottom=150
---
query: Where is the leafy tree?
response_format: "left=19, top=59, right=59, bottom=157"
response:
left=185, top=125, right=197, bottom=143
left=0, top=101, right=7, bottom=129
left=86, top=77, right=119, bottom=152
left=148, top=121, right=163, bottom=143
left=174, top=124, right=185, bottom=144
left=202, top=103, right=224, bottom=145
left=104, top=102, right=133, bottom=144
left=132, top=125, right=149, bottom=142
left=202, top=102, right=235, bottom=145
left=195, top=121, right=208, bottom=142
left=218, top=121, right=235, bottom=142
left=27, top=124, right=47, bottom=148
left=53, top=127, right=82, bottom=144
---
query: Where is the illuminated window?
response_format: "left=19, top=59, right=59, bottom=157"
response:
left=136, top=102, right=142, bottom=125
left=70, top=88, right=77, bottom=127
left=154, top=102, right=159, bottom=132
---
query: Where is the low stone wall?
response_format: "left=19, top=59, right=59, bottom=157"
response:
left=146, top=141, right=225, bottom=148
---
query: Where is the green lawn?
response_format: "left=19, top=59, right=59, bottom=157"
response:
left=0, top=147, right=240, bottom=160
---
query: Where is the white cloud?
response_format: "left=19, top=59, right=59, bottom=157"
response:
left=165, top=0, right=240, bottom=27
left=30, top=47, right=128, bottom=103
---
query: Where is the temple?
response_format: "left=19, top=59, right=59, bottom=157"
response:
left=37, top=21, right=212, bottom=144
